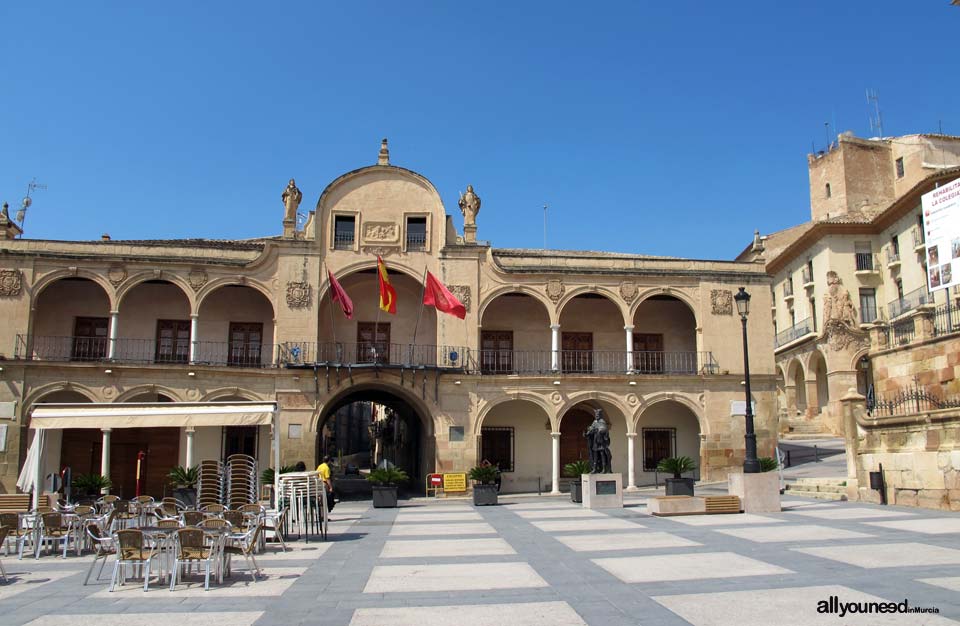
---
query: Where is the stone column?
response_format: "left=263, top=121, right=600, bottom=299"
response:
left=624, top=325, right=634, bottom=373
left=107, top=311, right=119, bottom=360
left=784, top=384, right=797, bottom=415
left=550, top=431, right=561, bottom=494
left=840, top=388, right=866, bottom=499
left=185, top=428, right=195, bottom=468
left=626, top=432, right=638, bottom=490
left=189, top=313, right=199, bottom=363
left=550, top=324, right=561, bottom=371
left=913, top=304, right=936, bottom=341
left=100, top=429, right=112, bottom=494
left=805, top=380, right=819, bottom=418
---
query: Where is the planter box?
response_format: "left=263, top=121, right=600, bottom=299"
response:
left=173, top=487, right=197, bottom=509
left=570, top=480, right=583, bottom=503
left=473, top=483, right=498, bottom=506
left=372, top=485, right=399, bottom=508
left=665, top=478, right=695, bottom=497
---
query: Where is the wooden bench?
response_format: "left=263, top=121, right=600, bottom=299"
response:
left=0, top=493, right=32, bottom=513
left=704, top=495, right=741, bottom=514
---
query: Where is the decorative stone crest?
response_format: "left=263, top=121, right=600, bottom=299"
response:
left=550, top=391, right=563, bottom=404
left=286, top=281, right=313, bottom=309
left=107, top=265, right=126, bottom=286
left=545, top=279, right=565, bottom=303
left=361, top=245, right=398, bottom=257
left=822, top=271, right=868, bottom=351
left=710, top=289, right=733, bottom=316
left=363, top=222, right=398, bottom=242
left=188, top=269, right=208, bottom=291
left=619, top=281, right=638, bottom=304
left=626, top=393, right=639, bottom=406
left=448, top=285, right=471, bottom=312
left=0, top=269, right=23, bottom=297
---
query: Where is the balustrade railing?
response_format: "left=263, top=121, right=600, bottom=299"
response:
left=932, top=301, right=960, bottom=337
left=855, top=252, right=876, bottom=272
left=775, top=317, right=814, bottom=348
left=891, top=319, right=915, bottom=346
left=888, top=286, right=930, bottom=319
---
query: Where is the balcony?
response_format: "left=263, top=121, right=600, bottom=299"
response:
left=15, top=336, right=278, bottom=368
left=855, top=252, right=879, bottom=275
left=912, top=226, right=925, bottom=252
left=333, top=232, right=354, bottom=250
left=775, top=317, right=814, bottom=348
left=783, top=281, right=794, bottom=303
left=887, top=286, right=930, bottom=319
left=471, top=349, right=716, bottom=375
left=801, top=267, right=814, bottom=289
left=406, top=232, right=427, bottom=251
left=886, top=248, right=901, bottom=269
left=278, top=342, right=467, bottom=369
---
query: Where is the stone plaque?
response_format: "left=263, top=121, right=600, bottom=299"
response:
left=595, top=480, right=618, bottom=495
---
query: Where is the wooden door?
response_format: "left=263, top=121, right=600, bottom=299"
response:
left=156, top=319, right=191, bottom=363
left=559, top=409, right=594, bottom=470
left=357, top=322, right=390, bottom=364
left=633, top=333, right=664, bottom=373
left=228, top=322, right=263, bottom=366
left=561, top=332, right=593, bottom=373
left=480, top=330, right=513, bottom=373
left=72, top=317, right=108, bottom=361
left=223, top=426, right=258, bottom=460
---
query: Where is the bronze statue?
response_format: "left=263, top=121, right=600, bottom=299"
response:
left=584, top=408, right=612, bottom=474
left=282, top=178, right=302, bottom=222
left=458, top=184, right=481, bottom=227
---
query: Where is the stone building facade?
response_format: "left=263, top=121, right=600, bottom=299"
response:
left=0, top=140, right=775, bottom=497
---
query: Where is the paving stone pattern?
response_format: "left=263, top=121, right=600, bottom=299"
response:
left=1, top=494, right=958, bottom=626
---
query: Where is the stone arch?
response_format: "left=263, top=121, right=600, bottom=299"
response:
left=199, top=388, right=265, bottom=402
left=115, top=272, right=197, bottom=312
left=23, top=382, right=100, bottom=410
left=786, top=357, right=807, bottom=414
left=115, top=385, right=186, bottom=403
left=631, top=393, right=707, bottom=435
left=556, top=286, right=629, bottom=325
left=632, top=396, right=704, bottom=479
left=557, top=391, right=631, bottom=433
left=631, top=287, right=701, bottom=330
left=808, top=348, right=829, bottom=413
left=313, top=380, right=437, bottom=438
left=30, top=269, right=117, bottom=311
left=476, top=393, right=557, bottom=432
left=477, top=285, right=556, bottom=326
left=195, top=277, right=276, bottom=316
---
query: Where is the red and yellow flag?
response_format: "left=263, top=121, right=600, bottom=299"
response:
left=377, top=256, right=397, bottom=314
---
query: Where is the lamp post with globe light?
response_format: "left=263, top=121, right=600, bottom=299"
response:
left=734, top=287, right=760, bottom=473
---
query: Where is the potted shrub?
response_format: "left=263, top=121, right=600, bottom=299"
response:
left=72, top=473, right=112, bottom=499
left=564, top=459, right=591, bottom=503
left=758, top=457, right=779, bottom=472
left=469, top=465, right=500, bottom=506
left=168, top=465, right=199, bottom=508
left=366, top=467, right=408, bottom=508
left=657, top=456, right=697, bottom=496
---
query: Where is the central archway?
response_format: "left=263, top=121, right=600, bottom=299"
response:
left=316, top=384, right=433, bottom=497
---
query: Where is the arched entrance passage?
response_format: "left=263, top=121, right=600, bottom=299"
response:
left=810, top=351, right=829, bottom=414
left=316, top=385, right=432, bottom=495
left=788, top=359, right=806, bottom=415
left=634, top=400, right=701, bottom=485
left=558, top=399, right=627, bottom=482
left=478, top=399, right=552, bottom=494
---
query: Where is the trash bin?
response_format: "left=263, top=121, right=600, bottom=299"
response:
left=869, top=471, right=884, bottom=490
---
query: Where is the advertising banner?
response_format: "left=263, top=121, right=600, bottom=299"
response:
left=921, top=177, right=960, bottom=292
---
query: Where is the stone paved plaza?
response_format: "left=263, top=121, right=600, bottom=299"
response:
left=2, top=494, right=959, bottom=626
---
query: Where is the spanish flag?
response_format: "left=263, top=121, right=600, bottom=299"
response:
left=377, top=256, right=397, bottom=314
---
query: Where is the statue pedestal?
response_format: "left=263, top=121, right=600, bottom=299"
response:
left=581, top=473, right=623, bottom=509
left=463, top=224, right=477, bottom=244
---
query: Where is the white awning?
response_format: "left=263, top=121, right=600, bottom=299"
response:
left=29, top=401, right=278, bottom=430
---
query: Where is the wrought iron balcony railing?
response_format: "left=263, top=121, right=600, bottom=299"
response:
left=887, top=286, right=930, bottom=319
left=775, top=317, right=814, bottom=348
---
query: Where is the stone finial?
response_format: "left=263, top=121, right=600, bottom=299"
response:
left=378, top=138, right=390, bottom=166
left=0, top=202, right=23, bottom=240
left=751, top=229, right=765, bottom=254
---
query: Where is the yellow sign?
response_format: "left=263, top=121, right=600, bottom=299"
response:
left=442, top=472, right=467, bottom=492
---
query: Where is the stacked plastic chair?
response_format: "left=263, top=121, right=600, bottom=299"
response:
left=276, top=471, right=327, bottom=542
left=225, top=454, right=258, bottom=509
left=196, top=460, right=224, bottom=510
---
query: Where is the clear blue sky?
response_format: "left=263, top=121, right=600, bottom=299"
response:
left=1, top=2, right=957, bottom=259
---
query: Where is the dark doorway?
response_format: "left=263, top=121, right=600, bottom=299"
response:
left=223, top=426, right=258, bottom=460
left=559, top=409, right=593, bottom=469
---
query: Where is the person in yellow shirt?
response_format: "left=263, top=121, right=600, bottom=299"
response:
left=316, top=456, right=335, bottom=512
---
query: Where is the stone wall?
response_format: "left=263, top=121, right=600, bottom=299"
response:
left=870, top=331, right=960, bottom=399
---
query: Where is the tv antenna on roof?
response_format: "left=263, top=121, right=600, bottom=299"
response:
left=543, top=204, right=548, bottom=249
left=866, top=89, right=884, bottom=139
left=17, top=178, right=46, bottom=235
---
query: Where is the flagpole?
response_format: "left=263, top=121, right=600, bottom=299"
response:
left=373, top=264, right=382, bottom=364
left=410, top=266, right=429, bottom=364
left=324, top=262, right=339, bottom=362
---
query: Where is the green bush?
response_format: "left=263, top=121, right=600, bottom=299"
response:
left=261, top=465, right=298, bottom=486
left=656, top=456, right=697, bottom=479
left=468, top=465, right=500, bottom=485
left=72, top=473, right=112, bottom=495
left=167, top=465, right=199, bottom=488
left=563, top=459, right=591, bottom=477
left=366, top=467, right=409, bottom=486
left=758, top=457, right=779, bottom=472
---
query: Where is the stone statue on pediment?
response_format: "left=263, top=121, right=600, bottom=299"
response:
left=282, top=179, right=302, bottom=223
left=459, top=185, right=481, bottom=227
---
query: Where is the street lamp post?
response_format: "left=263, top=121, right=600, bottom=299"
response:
left=735, top=287, right=760, bottom=473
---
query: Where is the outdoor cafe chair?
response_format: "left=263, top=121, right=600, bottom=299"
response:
left=0, top=513, right=33, bottom=559
left=96, top=495, right=119, bottom=512
left=223, top=510, right=245, bottom=529
left=36, top=512, right=72, bottom=559
left=170, top=527, right=218, bottom=591
left=200, top=503, right=226, bottom=515
left=222, top=524, right=263, bottom=583
left=181, top=511, right=205, bottom=526
left=83, top=524, right=116, bottom=585
left=110, top=529, right=156, bottom=592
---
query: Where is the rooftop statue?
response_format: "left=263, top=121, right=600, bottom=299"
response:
left=459, top=184, right=481, bottom=228
left=282, top=178, right=302, bottom=223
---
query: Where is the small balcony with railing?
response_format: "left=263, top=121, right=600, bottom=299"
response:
left=885, top=247, right=901, bottom=269
left=405, top=231, right=427, bottom=251
left=855, top=252, right=879, bottom=276
left=783, top=280, right=794, bottom=304
left=801, top=267, right=814, bottom=290
left=775, top=316, right=815, bottom=349
left=333, top=231, right=355, bottom=250
left=912, top=226, right=926, bottom=252
left=888, top=286, right=930, bottom=320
